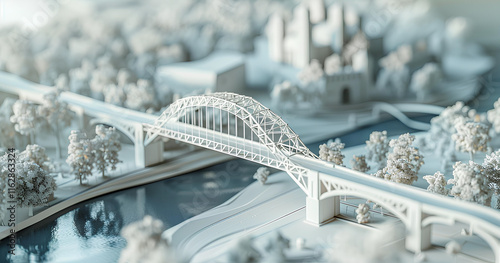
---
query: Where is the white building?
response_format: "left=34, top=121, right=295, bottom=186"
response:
left=268, top=1, right=383, bottom=105
left=323, top=49, right=371, bottom=105
left=266, top=2, right=352, bottom=68
left=155, top=52, right=245, bottom=97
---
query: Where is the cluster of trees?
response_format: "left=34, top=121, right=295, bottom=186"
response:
left=365, top=132, right=424, bottom=185
left=319, top=139, right=371, bottom=173
left=66, top=125, right=121, bottom=185
left=0, top=145, right=57, bottom=223
left=376, top=45, right=412, bottom=98
left=0, top=92, right=73, bottom=159
left=424, top=101, right=488, bottom=171
left=314, top=99, right=500, bottom=210
left=377, top=44, right=442, bottom=101
left=423, top=150, right=500, bottom=208
left=319, top=139, right=345, bottom=166
left=0, top=1, right=292, bottom=114
left=416, top=100, right=500, bottom=208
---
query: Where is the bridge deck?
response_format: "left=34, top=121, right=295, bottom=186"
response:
left=290, top=155, right=500, bottom=234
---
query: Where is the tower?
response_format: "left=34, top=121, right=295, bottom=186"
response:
left=267, top=13, right=285, bottom=63
left=293, top=4, right=312, bottom=68
left=327, top=3, right=346, bottom=54
left=309, top=0, right=326, bottom=24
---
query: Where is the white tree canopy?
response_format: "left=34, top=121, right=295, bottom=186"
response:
left=355, top=203, right=371, bottom=224
left=67, top=130, right=95, bottom=185
left=319, top=139, right=345, bottom=166
left=10, top=100, right=39, bottom=143
left=16, top=161, right=57, bottom=208
left=253, top=167, right=270, bottom=185
left=381, top=133, right=423, bottom=185
left=452, top=117, right=490, bottom=160
left=423, top=171, right=449, bottom=195
left=448, top=161, right=492, bottom=206
left=365, top=131, right=389, bottom=168
left=351, top=155, right=370, bottom=173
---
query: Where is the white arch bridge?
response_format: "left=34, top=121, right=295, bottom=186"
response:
left=143, top=93, right=500, bottom=262
left=0, top=72, right=498, bottom=261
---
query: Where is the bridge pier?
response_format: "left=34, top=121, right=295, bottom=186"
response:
left=135, top=124, right=164, bottom=168
left=405, top=205, right=431, bottom=253
left=71, top=106, right=92, bottom=133
left=305, top=170, right=339, bottom=225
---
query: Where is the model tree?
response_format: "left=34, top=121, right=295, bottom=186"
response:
left=452, top=118, right=490, bottom=161
left=270, top=81, right=302, bottom=112
left=410, top=63, right=441, bottom=102
left=351, top=155, right=370, bottom=173
left=423, top=172, right=449, bottom=195
left=487, top=98, right=500, bottom=134
left=10, top=100, right=39, bottom=144
left=426, top=101, right=473, bottom=170
left=19, top=144, right=52, bottom=173
left=355, top=203, right=371, bottom=224
left=0, top=98, right=17, bottom=149
left=93, top=125, right=122, bottom=177
left=119, top=216, right=175, bottom=263
left=319, top=140, right=345, bottom=166
left=38, top=92, right=73, bottom=159
left=376, top=46, right=411, bottom=98
left=103, top=84, right=127, bottom=106
left=448, top=161, right=492, bottom=206
left=365, top=131, right=389, bottom=169
left=124, top=79, right=158, bottom=112
left=382, top=133, right=424, bottom=185
left=253, top=167, right=270, bottom=185
left=271, top=81, right=303, bottom=111
left=298, top=59, right=324, bottom=92
left=16, top=161, right=57, bottom=214
left=482, top=150, right=500, bottom=209
left=67, top=130, right=95, bottom=185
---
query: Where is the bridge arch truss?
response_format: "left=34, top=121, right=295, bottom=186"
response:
left=143, top=92, right=317, bottom=192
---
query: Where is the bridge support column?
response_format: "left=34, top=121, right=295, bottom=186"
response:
left=71, top=106, right=91, bottom=133
left=305, top=171, right=339, bottom=226
left=135, top=124, right=164, bottom=168
left=405, top=205, right=431, bottom=253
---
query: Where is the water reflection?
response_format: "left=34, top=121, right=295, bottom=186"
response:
left=16, top=219, right=57, bottom=263
left=73, top=199, right=123, bottom=239
left=0, top=159, right=261, bottom=263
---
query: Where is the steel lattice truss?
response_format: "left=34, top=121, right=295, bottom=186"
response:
left=143, top=92, right=317, bottom=192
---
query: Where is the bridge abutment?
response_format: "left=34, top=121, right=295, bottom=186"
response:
left=306, top=196, right=339, bottom=225
left=305, top=170, right=340, bottom=225
left=405, top=205, right=432, bottom=253
left=135, top=124, right=164, bottom=168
